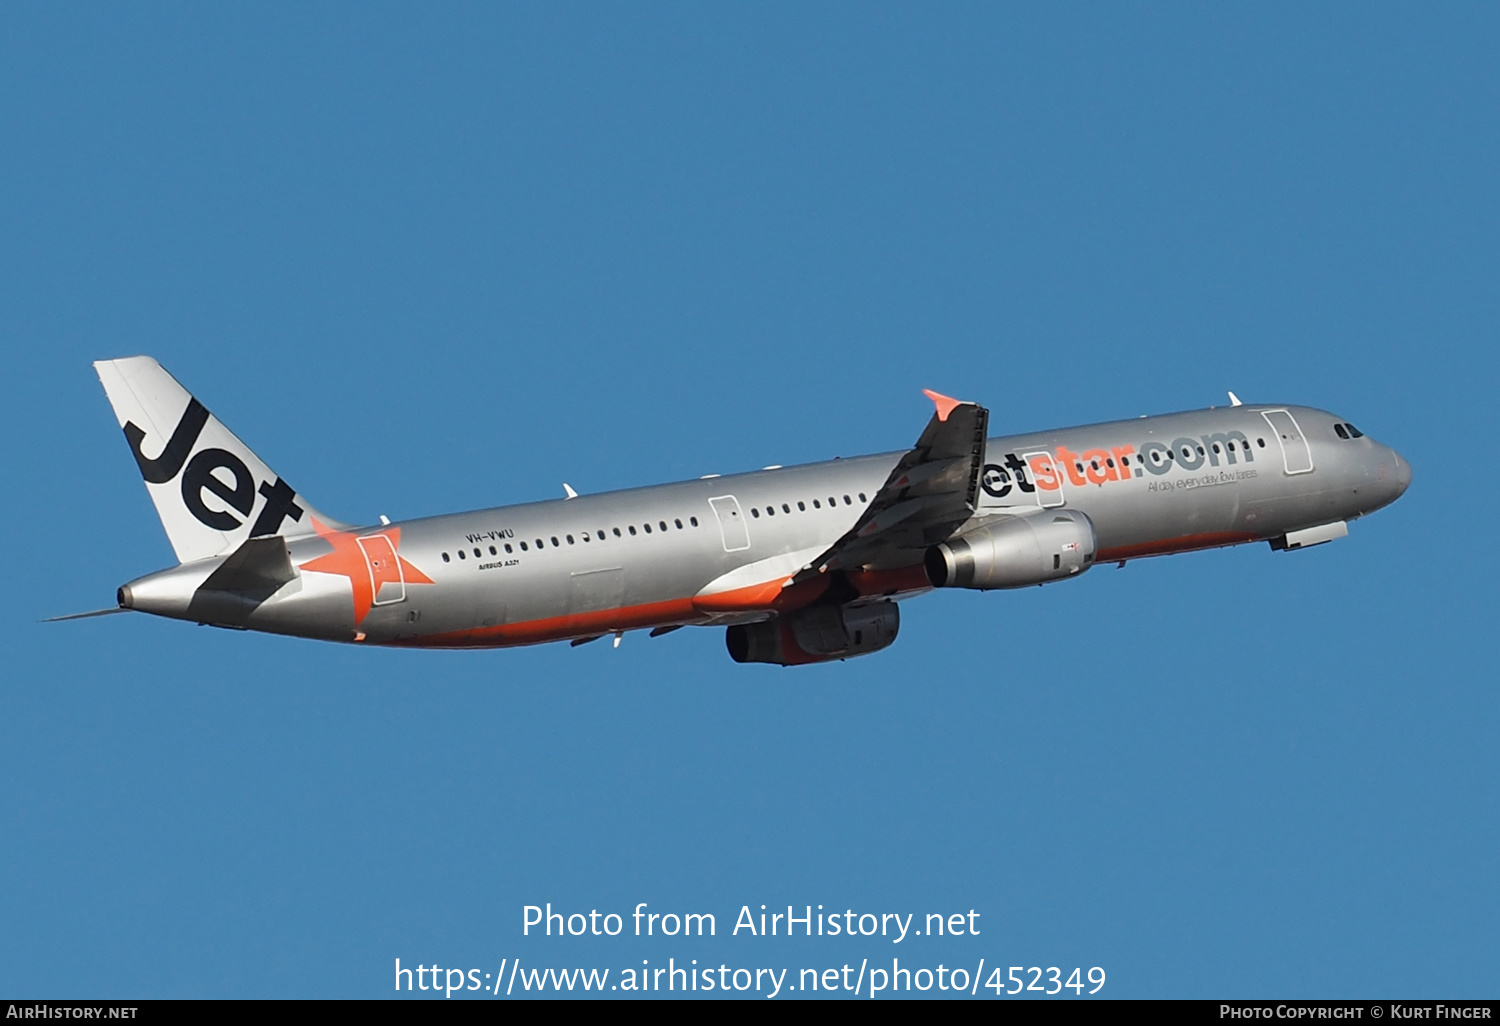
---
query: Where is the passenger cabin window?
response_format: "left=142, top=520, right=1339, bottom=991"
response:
left=489, top=546, right=497, bottom=555
left=458, top=550, right=466, bottom=559
left=659, top=521, right=668, bottom=532
left=689, top=516, right=699, bottom=527
left=504, top=544, right=513, bottom=553
left=643, top=523, right=652, bottom=534
left=843, top=495, right=851, bottom=504
left=473, top=548, right=481, bottom=557
left=813, top=499, right=821, bottom=508
left=751, top=508, right=760, bottom=518
left=566, top=534, right=575, bottom=544
left=442, top=552, right=450, bottom=562
left=520, top=541, right=528, bottom=551
left=766, top=506, right=775, bottom=516
left=613, top=528, right=622, bottom=537
left=629, top=526, right=637, bottom=535
left=858, top=493, right=867, bottom=502
left=781, top=504, right=790, bottom=514
left=674, top=519, right=683, bottom=529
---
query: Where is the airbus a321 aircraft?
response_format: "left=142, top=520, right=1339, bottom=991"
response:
left=63, top=357, right=1410, bottom=665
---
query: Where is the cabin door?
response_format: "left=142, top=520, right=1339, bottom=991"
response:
left=357, top=534, right=406, bottom=605
left=708, top=495, right=751, bottom=552
left=1021, top=451, right=1066, bottom=508
left=1261, top=410, right=1314, bottom=475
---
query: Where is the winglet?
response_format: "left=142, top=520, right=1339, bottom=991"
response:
left=1228, top=391, right=1243, bottom=407
left=563, top=483, right=578, bottom=499
left=922, top=389, right=964, bottom=423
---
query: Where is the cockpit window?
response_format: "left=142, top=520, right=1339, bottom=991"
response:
left=1346, top=423, right=1364, bottom=438
left=1334, top=423, right=1349, bottom=439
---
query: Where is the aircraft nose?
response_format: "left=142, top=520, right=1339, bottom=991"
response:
left=1391, top=448, right=1412, bottom=498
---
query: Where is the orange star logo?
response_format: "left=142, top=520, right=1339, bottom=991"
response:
left=298, top=518, right=434, bottom=624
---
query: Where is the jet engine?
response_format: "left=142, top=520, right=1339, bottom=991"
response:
left=726, top=601, right=899, bottom=666
left=925, top=510, right=1096, bottom=590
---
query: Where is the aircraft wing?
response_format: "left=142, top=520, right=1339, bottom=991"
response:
left=792, top=390, right=988, bottom=584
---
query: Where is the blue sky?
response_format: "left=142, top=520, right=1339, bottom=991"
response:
left=2, top=3, right=1496, bottom=998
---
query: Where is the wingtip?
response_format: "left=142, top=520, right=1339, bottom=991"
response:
left=922, top=388, right=964, bottom=422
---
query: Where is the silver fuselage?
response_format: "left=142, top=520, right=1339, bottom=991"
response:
left=120, top=404, right=1410, bottom=648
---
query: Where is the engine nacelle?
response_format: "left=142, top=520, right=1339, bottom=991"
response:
left=726, top=601, right=900, bottom=666
left=925, top=511, right=1097, bottom=590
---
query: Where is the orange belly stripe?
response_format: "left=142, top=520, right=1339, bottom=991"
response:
left=390, top=530, right=1261, bottom=650
left=1098, top=531, right=1260, bottom=561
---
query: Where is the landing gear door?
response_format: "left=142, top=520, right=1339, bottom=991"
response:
left=1261, top=410, right=1314, bottom=475
left=708, top=495, right=751, bottom=552
left=357, top=534, right=406, bottom=605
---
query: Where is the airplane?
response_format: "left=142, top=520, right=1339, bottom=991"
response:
left=57, top=357, right=1411, bottom=665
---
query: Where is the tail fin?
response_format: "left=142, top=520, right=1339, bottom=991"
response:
left=95, top=356, right=345, bottom=563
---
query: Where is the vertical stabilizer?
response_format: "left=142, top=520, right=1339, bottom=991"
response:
left=94, top=356, right=344, bottom=563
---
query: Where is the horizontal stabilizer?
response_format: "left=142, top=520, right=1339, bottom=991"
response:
left=198, top=536, right=297, bottom=597
left=42, top=607, right=133, bottom=623
left=183, top=536, right=298, bottom=625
